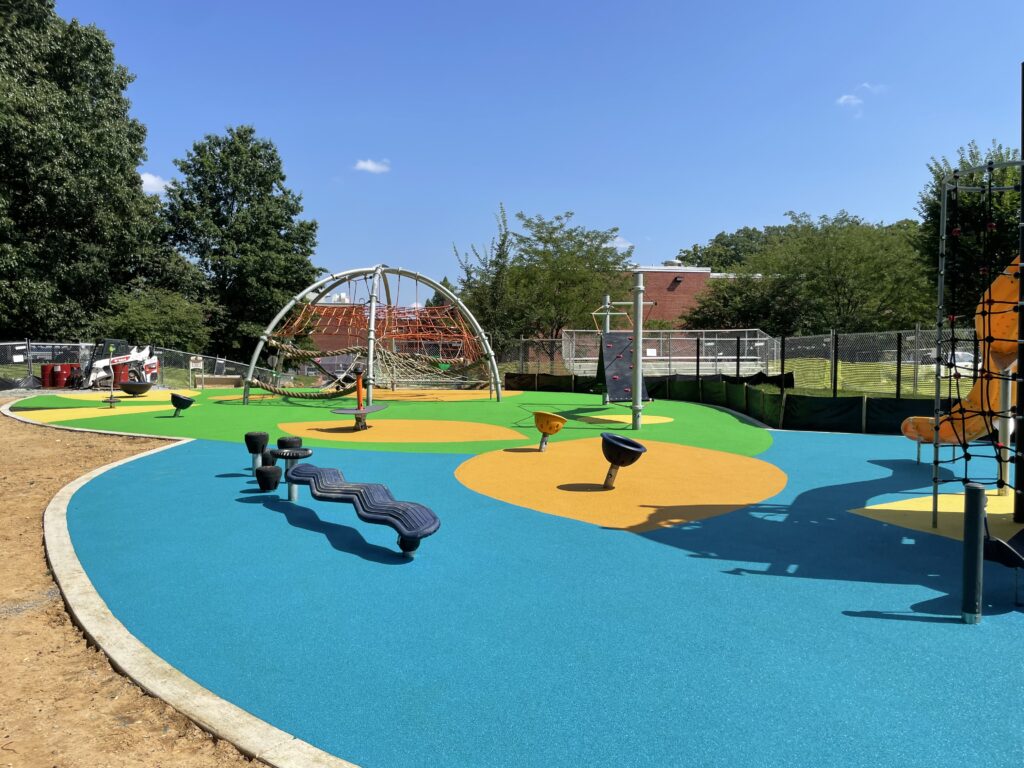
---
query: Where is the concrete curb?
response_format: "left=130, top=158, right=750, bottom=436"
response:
left=5, top=399, right=359, bottom=768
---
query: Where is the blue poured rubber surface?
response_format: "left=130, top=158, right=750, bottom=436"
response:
left=67, top=432, right=1024, bottom=768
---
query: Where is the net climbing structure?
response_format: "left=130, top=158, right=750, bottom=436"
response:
left=243, top=265, right=502, bottom=404
left=900, top=158, right=1024, bottom=525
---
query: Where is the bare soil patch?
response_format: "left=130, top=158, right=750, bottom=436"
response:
left=0, top=400, right=255, bottom=767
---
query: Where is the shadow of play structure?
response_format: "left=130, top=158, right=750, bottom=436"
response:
left=637, top=458, right=1022, bottom=619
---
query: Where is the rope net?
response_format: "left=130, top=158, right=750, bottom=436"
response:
left=269, top=294, right=488, bottom=390
left=927, top=162, right=1022, bottom=491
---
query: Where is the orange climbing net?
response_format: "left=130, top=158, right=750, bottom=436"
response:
left=278, top=302, right=482, bottom=363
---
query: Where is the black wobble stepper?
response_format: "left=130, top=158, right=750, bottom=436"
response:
left=170, top=393, right=194, bottom=417
left=600, top=431, right=647, bottom=489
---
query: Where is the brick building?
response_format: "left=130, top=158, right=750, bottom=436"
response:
left=634, top=266, right=730, bottom=326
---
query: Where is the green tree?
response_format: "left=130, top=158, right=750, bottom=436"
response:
left=91, top=287, right=212, bottom=352
left=455, top=204, right=528, bottom=356
left=916, top=140, right=1021, bottom=321
left=0, top=0, right=198, bottom=340
left=513, top=211, right=633, bottom=338
left=675, top=227, right=771, bottom=271
left=683, top=212, right=932, bottom=336
left=425, top=276, right=455, bottom=307
left=162, top=125, right=322, bottom=358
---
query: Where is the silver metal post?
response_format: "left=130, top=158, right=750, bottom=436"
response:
left=602, top=293, right=611, bottom=405
left=932, top=181, right=950, bottom=529
left=999, top=374, right=1012, bottom=495
left=366, top=267, right=381, bottom=406
left=632, top=272, right=644, bottom=430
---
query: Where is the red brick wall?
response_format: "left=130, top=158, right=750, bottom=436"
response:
left=640, top=271, right=713, bottom=325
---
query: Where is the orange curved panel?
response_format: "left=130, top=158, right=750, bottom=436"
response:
left=902, top=256, right=1018, bottom=445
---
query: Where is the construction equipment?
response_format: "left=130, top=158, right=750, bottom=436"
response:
left=70, top=339, right=160, bottom=389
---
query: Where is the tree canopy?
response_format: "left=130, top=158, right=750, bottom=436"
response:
left=683, top=212, right=932, bottom=336
left=0, top=0, right=196, bottom=340
left=915, top=139, right=1021, bottom=321
left=456, top=207, right=633, bottom=351
left=162, top=125, right=322, bottom=358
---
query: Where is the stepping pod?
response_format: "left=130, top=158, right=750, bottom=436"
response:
left=533, top=411, right=568, bottom=452
left=244, top=431, right=269, bottom=472
left=171, top=393, right=194, bottom=417
left=600, top=432, right=646, bottom=489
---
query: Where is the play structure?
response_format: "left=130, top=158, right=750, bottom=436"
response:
left=170, top=393, right=194, bottom=417
left=287, top=463, right=440, bottom=555
left=599, top=432, right=647, bottom=489
left=591, top=272, right=655, bottom=429
left=533, top=411, right=567, bottom=451
left=900, top=159, right=1024, bottom=526
left=330, top=365, right=388, bottom=430
left=242, top=265, right=501, bottom=404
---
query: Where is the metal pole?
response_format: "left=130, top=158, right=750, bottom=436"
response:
left=602, top=293, right=611, bottom=405
left=961, top=483, right=986, bottom=624
left=735, top=335, right=741, bottom=378
left=913, top=322, right=921, bottom=395
left=999, top=376, right=1012, bottom=495
left=933, top=182, right=950, bottom=529
left=831, top=330, right=839, bottom=398
left=896, top=332, right=903, bottom=400
left=631, top=272, right=644, bottom=429
left=1016, top=60, right=1024, bottom=522
left=780, top=336, right=786, bottom=394
left=366, top=266, right=381, bottom=406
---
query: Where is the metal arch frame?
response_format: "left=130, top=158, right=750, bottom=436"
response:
left=931, top=158, right=1024, bottom=527
left=242, top=264, right=502, bottom=404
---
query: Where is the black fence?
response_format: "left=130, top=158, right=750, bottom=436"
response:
left=503, top=371, right=947, bottom=435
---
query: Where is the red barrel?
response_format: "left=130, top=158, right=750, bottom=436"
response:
left=112, top=363, right=131, bottom=383
left=53, top=364, right=69, bottom=388
left=41, top=363, right=55, bottom=388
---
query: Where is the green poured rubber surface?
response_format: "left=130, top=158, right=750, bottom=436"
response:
left=13, top=388, right=773, bottom=456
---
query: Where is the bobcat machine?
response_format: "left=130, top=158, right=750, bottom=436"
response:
left=70, top=339, right=161, bottom=388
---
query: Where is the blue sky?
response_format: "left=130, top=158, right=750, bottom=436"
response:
left=58, top=1, right=1024, bottom=282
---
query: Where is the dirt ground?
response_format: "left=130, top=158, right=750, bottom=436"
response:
left=0, top=398, right=256, bottom=767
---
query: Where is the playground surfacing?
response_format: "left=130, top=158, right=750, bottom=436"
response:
left=11, top=389, right=1024, bottom=767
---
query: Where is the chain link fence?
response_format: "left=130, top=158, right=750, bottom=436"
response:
left=0, top=340, right=279, bottom=391
left=505, top=325, right=978, bottom=398
left=1, top=326, right=980, bottom=398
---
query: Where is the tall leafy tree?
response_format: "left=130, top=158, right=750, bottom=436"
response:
left=674, top=227, right=772, bottom=271
left=162, top=125, right=322, bottom=358
left=0, top=0, right=197, bottom=340
left=683, top=212, right=932, bottom=336
left=916, top=140, right=1021, bottom=322
left=455, top=204, right=528, bottom=356
left=513, top=211, right=633, bottom=338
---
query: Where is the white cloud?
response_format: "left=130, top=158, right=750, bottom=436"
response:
left=354, top=158, right=391, bottom=174
left=612, top=235, right=634, bottom=251
left=835, top=94, right=863, bottom=108
left=141, top=172, right=170, bottom=195
left=858, top=82, right=887, bottom=94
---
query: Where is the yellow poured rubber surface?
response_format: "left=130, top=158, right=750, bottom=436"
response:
left=455, top=438, right=788, bottom=531
left=574, top=414, right=673, bottom=426
left=18, top=403, right=179, bottom=423
left=56, top=389, right=200, bottom=402
left=279, top=419, right=529, bottom=444
left=854, top=491, right=1024, bottom=542
left=366, top=389, right=520, bottom=402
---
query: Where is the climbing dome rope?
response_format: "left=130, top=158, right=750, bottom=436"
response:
left=243, top=265, right=502, bottom=404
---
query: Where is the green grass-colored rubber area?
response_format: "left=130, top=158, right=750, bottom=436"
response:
left=12, top=388, right=773, bottom=456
